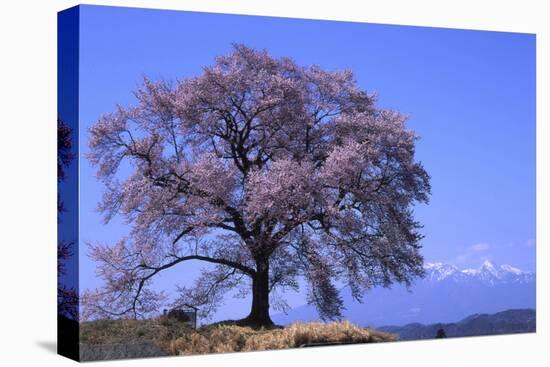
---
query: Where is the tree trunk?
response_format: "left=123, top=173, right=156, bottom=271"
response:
left=242, top=260, right=273, bottom=327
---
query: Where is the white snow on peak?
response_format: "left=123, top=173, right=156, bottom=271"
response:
left=423, top=262, right=460, bottom=281
left=480, top=260, right=501, bottom=275
left=461, top=268, right=479, bottom=276
left=481, top=260, right=496, bottom=269
left=500, top=264, right=523, bottom=275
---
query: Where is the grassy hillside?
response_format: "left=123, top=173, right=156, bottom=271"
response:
left=80, top=316, right=194, bottom=348
left=80, top=318, right=396, bottom=360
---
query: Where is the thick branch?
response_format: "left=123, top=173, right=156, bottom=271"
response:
left=141, top=254, right=256, bottom=276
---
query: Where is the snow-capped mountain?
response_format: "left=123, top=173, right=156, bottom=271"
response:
left=423, top=260, right=534, bottom=285
left=272, top=261, right=535, bottom=327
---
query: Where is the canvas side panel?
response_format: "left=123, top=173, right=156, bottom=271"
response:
left=57, top=5, right=80, bottom=362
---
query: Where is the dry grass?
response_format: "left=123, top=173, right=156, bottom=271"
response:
left=170, top=321, right=396, bottom=355
left=170, top=325, right=257, bottom=354
left=81, top=318, right=395, bottom=356
left=80, top=316, right=193, bottom=351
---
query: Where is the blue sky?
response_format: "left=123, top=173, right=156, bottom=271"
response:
left=74, top=5, right=535, bottom=319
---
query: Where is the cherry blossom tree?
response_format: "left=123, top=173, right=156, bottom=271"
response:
left=83, top=44, right=430, bottom=327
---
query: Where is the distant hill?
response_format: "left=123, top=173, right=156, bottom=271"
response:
left=272, top=261, right=536, bottom=327
left=379, top=309, right=536, bottom=340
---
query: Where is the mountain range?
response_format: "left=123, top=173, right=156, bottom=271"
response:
left=272, top=261, right=536, bottom=327
left=379, top=308, right=536, bottom=340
